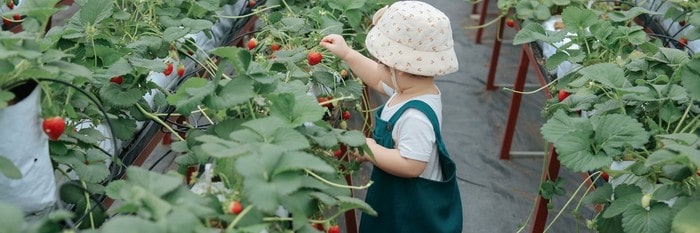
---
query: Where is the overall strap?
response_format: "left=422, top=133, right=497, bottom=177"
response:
left=387, top=100, right=448, bottom=154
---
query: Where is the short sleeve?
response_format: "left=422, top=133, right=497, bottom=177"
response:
left=393, top=109, right=436, bottom=162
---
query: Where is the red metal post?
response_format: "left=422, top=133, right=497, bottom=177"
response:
left=499, top=47, right=529, bottom=160
left=485, top=17, right=505, bottom=90
left=529, top=148, right=561, bottom=233
left=475, top=0, right=490, bottom=44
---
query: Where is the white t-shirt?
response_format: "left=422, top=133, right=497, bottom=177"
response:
left=381, top=83, right=443, bottom=181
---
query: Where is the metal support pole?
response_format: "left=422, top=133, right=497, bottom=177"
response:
left=499, top=47, right=529, bottom=160
left=475, top=0, right=490, bottom=44
left=529, top=148, right=560, bottom=233
left=486, top=16, right=505, bottom=90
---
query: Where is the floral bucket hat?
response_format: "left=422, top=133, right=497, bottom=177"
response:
left=366, top=1, right=458, bottom=76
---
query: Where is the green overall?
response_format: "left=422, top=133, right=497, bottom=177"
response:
left=359, top=100, right=463, bottom=233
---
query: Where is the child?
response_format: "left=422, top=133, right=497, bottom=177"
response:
left=319, top=1, right=463, bottom=232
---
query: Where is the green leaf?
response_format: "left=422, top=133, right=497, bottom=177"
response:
left=607, top=7, right=653, bottom=22
left=555, top=132, right=612, bottom=172
left=110, top=117, right=137, bottom=141
left=73, top=161, right=110, bottom=183
left=128, top=57, right=167, bottom=72
left=182, top=18, right=213, bottom=31
left=167, top=78, right=215, bottom=116
left=236, top=155, right=303, bottom=213
left=105, top=180, right=126, bottom=199
left=646, top=149, right=679, bottom=167
left=596, top=213, right=624, bottom=233
left=242, top=117, right=289, bottom=139
left=204, top=77, right=254, bottom=110
left=592, top=114, right=649, bottom=156
left=269, top=93, right=324, bottom=127
left=545, top=51, right=570, bottom=71
left=513, top=22, right=546, bottom=45
left=210, top=47, right=250, bottom=73
left=0, top=201, right=24, bottom=233
left=336, top=196, right=377, bottom=216
left=163, top=27, right=191, bottom=42
left=680, top=58, right=700, bottom=100
left=101, top=216, right=163, bottom=233
left=0, top=91, right=14, bottom=109
left=672, top=201, right=700, bottom=233
left=0, top=156, right=21, bottom=179
left=99, top=84, right=143, bottom=108
left=541, top=109, right=591, bottom=143
left=72, top=128, right=108, bottom=145
left=583, top=182, right=612, bottom=204
left=300, top=125, right=339, bottom=148
left=578, top=63, right=628, bottom=88
left=345, top=9, right=363, bottom=28
left=601, top=184, right=642, bottom=218
left=280, top=17, right=307, bottom=33
left=335, top=129, right=367, bottom=147
left=622, top=203, right=672, bottom=233
left=125, top=166, right=182, bottom=197
left=197, top=135, right=249, bottom=158
left=654, top=184, right=683, bottom=201
left=274, top=151, right=335, bottom=176
left=78, top=0, right=113, bottom=25
left=562, top=6, right=598, bottom=31
left=164, top=208, right=200, bottom=233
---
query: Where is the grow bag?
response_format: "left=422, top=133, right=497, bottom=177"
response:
left=0, top=84, right=57, bottom=216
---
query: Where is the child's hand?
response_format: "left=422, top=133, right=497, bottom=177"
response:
left=320, top=34, right=351, bottom=59
left=351, top=138, right=377, bottom=163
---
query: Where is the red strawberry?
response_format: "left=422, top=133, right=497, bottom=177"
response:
left=308, top=52, right=322, bottom=66
left=3, top=17, right=10, bottom=26
left=679, top=37, right=688, bottom=48
left=557, top=90, right=570, bottom=102
left=247, top=38, right=257, bottom=50
left=42, top=116, right=66, bottom=141
left=327, top=225, right=340, bottom=233
left=177, top=64, right=185, bottom=77
left=679, top=20, right=687, bottom=27
left=312, top=223, right=324, bottom=231
left=248, top=0, right=256, bottom=8
left=506, top=19, right=515, bottom=28
left=334, top=149, right=343, bottom=158
left=110, top=76, right=123, bottom=84
left=317, top=96, right=332, bottom=108
left=12, top=13, right=20, bottom=21
left=341, top=111, right=351, bottom=120
left=164, top=63, right=174, bottom=76
left=601, top=172, right=609, bottom=182
left=270, top=43, right=281, bottom=52
left=229, top=201, right=243, bottom=215
left=8, top=0, right=14, bottom=10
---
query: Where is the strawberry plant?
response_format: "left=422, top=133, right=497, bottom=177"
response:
left=504, top=3, right=700, bottom=233
left=0, top=0, right=396, bottom=232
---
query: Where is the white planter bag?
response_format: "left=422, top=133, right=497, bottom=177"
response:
left=0, top=86, right=57, bottom=216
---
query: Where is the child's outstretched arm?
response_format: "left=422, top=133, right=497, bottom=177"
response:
left=357, top=138, right=427, bottom=178
left=320, top=34, right=391, bottom=96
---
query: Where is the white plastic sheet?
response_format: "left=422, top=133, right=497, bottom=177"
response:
left=0, top=87, right=57, bottom=215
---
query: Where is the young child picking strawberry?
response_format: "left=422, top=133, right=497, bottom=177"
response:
left=319, top=1, right=462, bottom=232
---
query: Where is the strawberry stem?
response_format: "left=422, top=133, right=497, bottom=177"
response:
left=304, top=168, right=372, bottom=190
left=226, top=204, right=254, bottom=231
left=136, top=103, right=185, bottom=141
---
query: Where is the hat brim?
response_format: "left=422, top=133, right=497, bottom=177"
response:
left=366, top=26, right=458, bottom=76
